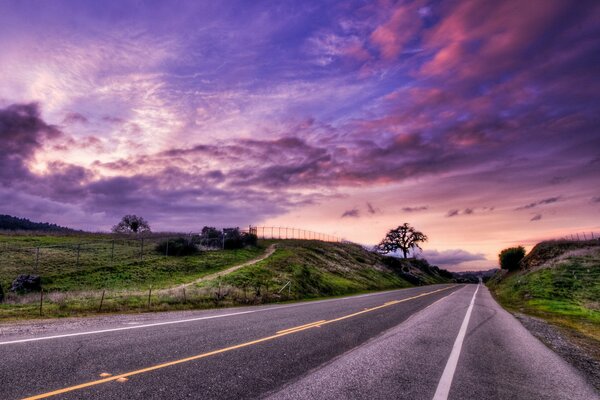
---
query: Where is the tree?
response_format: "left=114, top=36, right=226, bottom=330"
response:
left=112, top=215, right=151, bottom=234
left=377, top=223, right=428, bottom=258
left=498, top=246, right=525, bottom=271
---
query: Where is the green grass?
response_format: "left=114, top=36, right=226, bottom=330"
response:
left=488, top=245, right=600, bottom=341
left=0, top=234, right=450, bottom=321
left=0, top=233, right=265, bottom=291
left=202, top=240, right=411, bottom=299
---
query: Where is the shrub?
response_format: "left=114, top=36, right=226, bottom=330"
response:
left=10, top=274, right=42, bottom=293
left=0, top=283, right=3, bottom=302
left=499, top=246, right=526, bottom=271
left=223, top=227, right=257, bottom=249
left=155, top=237, right=200, bottom=256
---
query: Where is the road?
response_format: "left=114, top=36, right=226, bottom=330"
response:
left=0, top=284, right=597, bottom=400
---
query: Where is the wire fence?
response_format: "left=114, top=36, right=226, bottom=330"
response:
left=0, top=226, right=342, bottom=317
left=246, top=226, right=342, bottom=242
left=556, top=231, right=599, bottom=241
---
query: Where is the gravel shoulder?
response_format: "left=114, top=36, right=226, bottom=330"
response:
left=513, top=312, right=600, bottom=392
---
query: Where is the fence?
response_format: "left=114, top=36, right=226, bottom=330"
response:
left=557, top=232, right=599, bottom=241
left=246, top=226, right=342, bottom=242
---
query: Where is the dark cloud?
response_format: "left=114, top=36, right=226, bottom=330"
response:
left=592, top=196, right=600, bottom=203
left=341, top=208, right=360, bottom=218
left=446, top=209, right=460, bottom=218
left=62, top=112, right=88, bottom=124
left=401, top=206, right=428, bottom=212
left=0, top=103, right=62, bottom=183
left=421, top=249, right=487, bottom=267
left=366, top=202, right=379, bottom=214
left=446, top=208, right=475, bottom=217
left=516, top=197, right=560, bottom=210
left=530, top=214, right=542, bottom=222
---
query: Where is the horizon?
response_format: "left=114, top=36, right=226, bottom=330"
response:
left=1, top=1, right=599, bottom=271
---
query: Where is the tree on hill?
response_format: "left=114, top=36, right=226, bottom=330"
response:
left=112, top=215, right=151, bottom=234
left=377, top=223, right=428, bottom=258
left=498, top=246, right=525, bottom=271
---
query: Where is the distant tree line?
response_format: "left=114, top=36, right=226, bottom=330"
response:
left=0, top=214, right=75, bottom=232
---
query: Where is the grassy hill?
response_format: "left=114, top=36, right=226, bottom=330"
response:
left=488, top=240, right=600, bottom=343
left=0, top=233, right=451, bottom=320
left=201, top=240, right=451, bottom=299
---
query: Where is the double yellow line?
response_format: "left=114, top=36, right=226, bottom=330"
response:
left=23, top=286, right=455, bottom=399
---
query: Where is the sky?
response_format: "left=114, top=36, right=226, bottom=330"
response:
left=1, top=0, right=599, bottom=271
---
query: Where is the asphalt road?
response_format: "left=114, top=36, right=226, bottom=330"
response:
left=0, top=284, right=597, bottom=400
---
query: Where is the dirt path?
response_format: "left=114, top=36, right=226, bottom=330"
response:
left=165, top=244, right=278, bottom=292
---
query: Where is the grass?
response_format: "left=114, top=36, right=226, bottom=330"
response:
left=0, top=233, right=265, bottom=291
left=0, top=234, right=450, bottom=321
left=201, top=240, right=412, bottom=299
left=488, top=243, right=600, bottom=342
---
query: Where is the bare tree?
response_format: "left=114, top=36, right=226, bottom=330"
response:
left=112, top=215, right=151, bottom=234
left=376, top=223, right=427, bottom=258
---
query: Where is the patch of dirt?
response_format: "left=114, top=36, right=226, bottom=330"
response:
left=514, top=312, right=600, bottom=392
left=165, top=243, right=278, bottom=292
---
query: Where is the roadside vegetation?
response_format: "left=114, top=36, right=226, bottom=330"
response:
left=488, top=240, right=600, bottom=344
left=0, top=220, right=453, bottom=321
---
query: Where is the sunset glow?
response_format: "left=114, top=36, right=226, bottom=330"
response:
left=1, top=1, right=599, bottom=270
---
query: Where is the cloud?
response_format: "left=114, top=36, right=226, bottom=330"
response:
left=0, top=102, right=62, bottom=182
left=446, top=208, right=475, bottom=217
left=341, top=208, right=360, bottom=218
left=446, top=209, right=460, bottom=218
left=62, top=112, right=88, bottom=124
left=592, top=196, right=600, bottom=203
left=366, top=202, right=379, bottom=214
left=530, top=214, right=542, bottom=221
left=516, top=197, right=560, bottom=210
left=401, top=206, right=428, bottom=212
left=421, top=249, right=487, bottom=267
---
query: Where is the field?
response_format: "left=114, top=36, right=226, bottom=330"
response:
left=0, top=233, right=265, bottom=291
left=0, top=233, right=445, bottom=321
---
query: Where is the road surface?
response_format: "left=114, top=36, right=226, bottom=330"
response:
left=0, top=284, right=597, bottom=399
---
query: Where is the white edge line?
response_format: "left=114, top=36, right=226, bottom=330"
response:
left=0, top=284, right=458, bottom=346
left=432, top=284, right=480, bottom=400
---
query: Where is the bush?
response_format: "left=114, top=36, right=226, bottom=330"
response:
left=0, top=283, right=3, bottom=302
left=155, top=237, right=200, bottom=256
left=10, top=274, right=42, bottom=293
left=499, top=246, right=526, bottom=271
left=223, top=227, right=257, bottom=249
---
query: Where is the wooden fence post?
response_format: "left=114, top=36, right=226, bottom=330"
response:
left=39, top=288, right=44, bottom=316
left=98, top=290, right=105, bottom=312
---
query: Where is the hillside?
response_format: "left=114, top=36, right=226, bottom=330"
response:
left=0, top=214, right=76, bottom=233
left=0, top=234, right=452, bottom=320
left=488, top=240, right=600, bottom=344
left=201, top=240, right=452, bottom=299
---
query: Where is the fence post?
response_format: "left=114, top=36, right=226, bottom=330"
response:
left=147, top=287, right=152, bottom=309
left=98, top=290, right=105, bottom=312
left=182, top=287, right=186, bottom=303
left=76, top=244, right=81, bottom=268
left=39, top=288, right=44, bottom=316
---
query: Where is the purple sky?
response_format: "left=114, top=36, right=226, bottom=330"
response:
left=1, top=0, right=599, bottom=270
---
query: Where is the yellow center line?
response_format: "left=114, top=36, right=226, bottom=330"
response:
left=277, top=320, right=327, bottom=334
left=22, top=285, right=456, bottom=400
